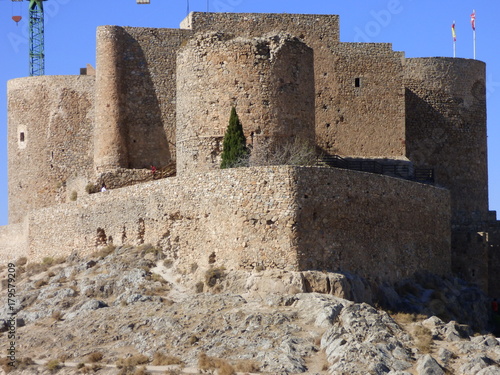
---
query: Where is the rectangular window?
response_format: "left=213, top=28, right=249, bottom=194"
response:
left=355, top=78, right=361, bottom=88
left=20, top=132, right=25, bottom=142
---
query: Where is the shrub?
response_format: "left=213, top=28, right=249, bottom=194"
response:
left=220, top=107, right=248, bottom=169
left=198, top=353, right=234, bottom=375
left=151, top=353, right=184, bottom=366
left=16, top=256, right=28, bottom=266
left=85, top=183, right=97, bottom=194
left=70, top=191, right=78, bottom=201
left=116, top=354, right=149, bottom=368
left=249, top=136, right=317, bottom=167
left=195, top=281, right=204, bottom=293
left=86, top=352, right=103, bottom=363
left=51, top=311, right=63, bottom=321
left=42, top=257, right=55, bottom=266
left=46, top=359, right=61, bottom=372
left=34, top=279, right=48, bottom=288
left=205, top=267, right=226, bottom=287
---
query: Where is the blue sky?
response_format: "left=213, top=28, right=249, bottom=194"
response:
left=0, top=0, right=499, bottom=226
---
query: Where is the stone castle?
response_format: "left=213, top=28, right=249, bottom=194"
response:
left=1, top=12, right=499, bottom=296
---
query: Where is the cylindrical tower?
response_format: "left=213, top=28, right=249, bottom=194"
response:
left=404, top=57, right=488, bottom=287
left=8, top=76, right=95, bottom=223
left=405, top=57, right=488, bottom=223
left=176, top=32, right=315, bottom=174
left=94, top=26, right=129, bottom=172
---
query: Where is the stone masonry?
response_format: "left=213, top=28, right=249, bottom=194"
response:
left=1, top=12, right=498, bottom=295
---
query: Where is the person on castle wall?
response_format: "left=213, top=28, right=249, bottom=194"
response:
left=492, top=298, right=499, bottom=314
left=101, top=183, right=107, bottom=192
left=151, top=165, right=157, bottom=179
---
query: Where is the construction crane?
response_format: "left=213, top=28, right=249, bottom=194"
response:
left=9, top=0, right=149, bottom=77
left=10, top=0, right=45, bottom=76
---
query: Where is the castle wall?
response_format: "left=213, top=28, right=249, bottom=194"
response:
left=94, top=26, right=193, bottom=172
left=181, top=12, right=340, bottom=42
left=404, top=58, right=488, bottom=289
left=182, top=12, right=407, bottom=160
left=7, top=76, right=95, bottom=224
left=318, top=43, right=406, bottom=159
left=488, top=219, right=500, bottom=299
left=0, top=222, right=28, bottom=260
left=295, top=168, right=451, bottom=282
left=4, top=167, right=451, bottom=285
left=24, top=167, right=301, bottom=271
left=404, top=58, right=488, bottom=223
left=176, top=33, right=315, bottom=173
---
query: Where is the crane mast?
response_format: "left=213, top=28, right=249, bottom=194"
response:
left=10, top=0, right=149, bottom=76
left=29, top=0, right=45, bottom=76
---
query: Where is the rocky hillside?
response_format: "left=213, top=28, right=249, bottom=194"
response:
left=1, top=244, right=499, bottom=374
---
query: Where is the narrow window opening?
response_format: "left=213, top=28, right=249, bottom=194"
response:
left=354, top=78, right=361, bottom=88
left=20, top=132, right=25, bottom=142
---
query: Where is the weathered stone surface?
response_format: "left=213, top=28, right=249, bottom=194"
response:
left=2, top=247, right=498, bottom=374
left=3, top=166, right=451, bottom=287
left=416, top=355, right=445, bottom=375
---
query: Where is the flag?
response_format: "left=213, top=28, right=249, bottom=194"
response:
left=452, top=22, right=457, bottom=41
left=471, top=10, right=476, bottom=31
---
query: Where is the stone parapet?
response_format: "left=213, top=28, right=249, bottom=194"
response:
left=1, top=167, right=451, bottom=285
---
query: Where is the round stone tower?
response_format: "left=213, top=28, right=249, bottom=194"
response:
left=94, top=26, right=129, bottom=172
left=176, top=32, right=315, bottom=174
left=404, top=57, right=488, bottom=286
left=404, top=57, right=488, bottom=223
left=7, top=76, right=95, bottom=223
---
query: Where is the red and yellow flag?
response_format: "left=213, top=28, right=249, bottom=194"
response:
left=452, top=22, right=457, bottom=41
left=471, top=10, right=476, bottom=31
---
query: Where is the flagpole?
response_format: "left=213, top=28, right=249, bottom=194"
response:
left=474, top=28, right=476, bottom=59
left=472, top=10, right=476, bottom=59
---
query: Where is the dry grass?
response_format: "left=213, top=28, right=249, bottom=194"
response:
left=0, top=357, right=35, bottom=373
left=51, top=311, right=63, bottom=321
left=116, top=354, right=149, bottom=368
left=198, top=353, right=235, bottom=375
left=26, top=262, right=49, bottom=276
left=233, top=359, right=260, bottom=373
left=94, top=245, right=117, bottom=259
left=86, top=352, right=103, bottom=363
left=391, top=312, right=427, bottom=325
left=151, top=353, right=184, bottom=366
left=413, top=325, right=434, bottom=353
left=34, top=279, right=48, bottom=288
left=46, top=359, right=61, bottom=372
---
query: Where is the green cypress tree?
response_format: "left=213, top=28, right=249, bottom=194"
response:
left=220, top=107, right=248, bottom=168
